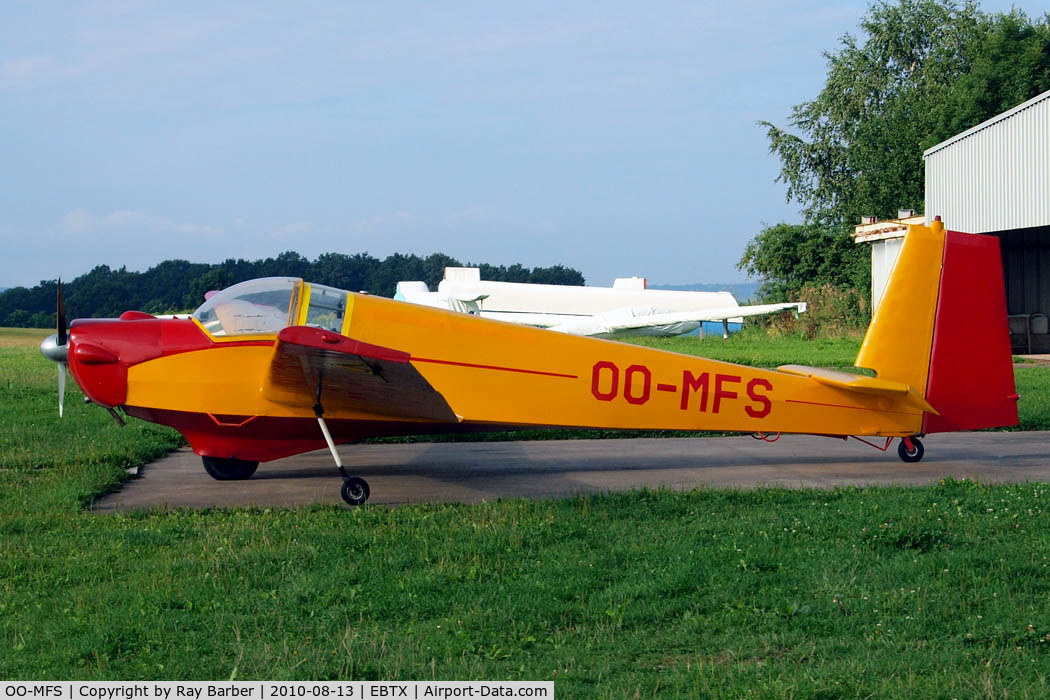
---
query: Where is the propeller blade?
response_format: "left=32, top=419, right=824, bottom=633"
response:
left=57, top=279, right=67, bottom=347
left=58, top=362, right=67, bottom=418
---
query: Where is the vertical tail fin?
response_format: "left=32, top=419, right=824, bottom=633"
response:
left=855, top=219, right=1018, bottom=432
left=855, top=220, right=945, bottom=394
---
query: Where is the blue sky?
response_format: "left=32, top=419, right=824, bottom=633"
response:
left=1, top=1, right=1044, bottom=289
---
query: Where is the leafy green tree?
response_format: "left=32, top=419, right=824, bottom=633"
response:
left=4, top=309, right=30, bottom=327
left=529, top=264, right=586, bottom=286
left=0, top=250, right=586, bottom=326
left=370, top=253, right=425, bottom=297
left=932, top=10, right=1050, bottom=143
left=217, top=257, right=261, bottom=285
left=257, top=251, right=310, bottom=279
left=310, top=252, right=380, bottom=292
left=746, top=0, right=1050, bottom=313
left=761, top=0, right=988, bottom=227
left=184, top=268, right=235, bottom=310
left=422, top=253, right=462, bottom=290
left=502, top=264, right=532, bottom=283
left=738, top=222, right=869, bottom=302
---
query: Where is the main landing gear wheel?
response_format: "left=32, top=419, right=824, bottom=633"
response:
left=898, top=437, right=924, bottom=463
left=340, top=477, right=370, bottom=506
left=202, top=456, right=259, bottom=480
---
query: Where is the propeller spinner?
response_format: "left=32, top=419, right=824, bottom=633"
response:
left=39, top=279, right=69, bottom=417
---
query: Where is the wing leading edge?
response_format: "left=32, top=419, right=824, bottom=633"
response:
left=262, top=326, right=458, bottom=422
left=546, top=302, right=808, bottom=337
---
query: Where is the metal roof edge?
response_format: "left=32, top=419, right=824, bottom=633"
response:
left=851, top=215, right=925, bottom=243
left=922, top=88, right=1050, bottom=158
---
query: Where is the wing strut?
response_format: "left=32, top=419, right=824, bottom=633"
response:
left=313, top=376, right=371, bottom=506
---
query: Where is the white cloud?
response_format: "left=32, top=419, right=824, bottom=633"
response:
left=269, top=220, right=314, bottom=241
left=58, top=209, right=219, bottom=237
left=350, top=211, right=421, bottom=235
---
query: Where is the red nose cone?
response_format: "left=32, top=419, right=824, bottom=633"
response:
left=67, top=318, right=163, bottom=408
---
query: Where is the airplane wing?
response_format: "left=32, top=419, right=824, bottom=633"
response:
left=546, top=302, right=808, bottom=337
left=262, top=326, right=458, bottom=421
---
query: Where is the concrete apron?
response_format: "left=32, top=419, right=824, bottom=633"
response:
left=93, top=431, right=1050, bottom=511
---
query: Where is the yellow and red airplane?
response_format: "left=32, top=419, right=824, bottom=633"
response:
left=40, top=220, right=1017, bottom=505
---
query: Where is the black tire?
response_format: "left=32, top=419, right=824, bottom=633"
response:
left=897, top=437, right=924, bottom=463
left=340, top=477, right=370, bottom=506
left=202, top=456, right=259, bottom=480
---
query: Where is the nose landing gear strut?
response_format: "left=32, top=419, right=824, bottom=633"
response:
left=314, top=402, right=370, bottom=506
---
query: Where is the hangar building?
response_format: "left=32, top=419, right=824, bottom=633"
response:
left=855, top=88, right=1050, bottom=354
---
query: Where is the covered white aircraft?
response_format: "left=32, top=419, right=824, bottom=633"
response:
left=395, top=268, right=806, bottom=339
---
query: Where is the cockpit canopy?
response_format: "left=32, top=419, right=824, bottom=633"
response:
left=193, top=277, right=301, bottom=337
left=192, top=277, right=352, bottom=337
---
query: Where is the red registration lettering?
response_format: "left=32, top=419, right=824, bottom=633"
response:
left=591, top=361, right=619, bottom=401
left=680, top=370, right=710, bottom=411
left=624, top=365, right=651, bottom=405
left=745, top=378, right=773, bottom=418
left=713, top=374, right=741, bottom=413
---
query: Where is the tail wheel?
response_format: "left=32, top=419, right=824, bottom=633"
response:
left=340, top=477, right=370, bottom=506
left=897, top=437, right=924, bottom=463
left=202, top=456, right=259, bottom=480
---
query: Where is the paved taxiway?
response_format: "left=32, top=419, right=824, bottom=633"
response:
left=92, top=431, right=1050, bottom=511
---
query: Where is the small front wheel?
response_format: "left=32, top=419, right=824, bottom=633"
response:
left=898, top=437, right=924, bottom=463
left=341, top=477, right=370, bottom=506
left=202, top=456, right=259, bottom=480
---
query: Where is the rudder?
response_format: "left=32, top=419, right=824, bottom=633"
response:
left=923, top=230, right=1018, bottom=432
left=855, top=220, right=1018, bottom=433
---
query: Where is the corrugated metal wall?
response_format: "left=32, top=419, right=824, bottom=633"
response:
left=870, top=237, right=903, bottom=311
left=924, top=90, right=1050, bottom=233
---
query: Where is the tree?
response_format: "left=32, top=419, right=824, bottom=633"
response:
left=371, top=253, right=425, bottom=297
left=0, top=250, right=585, bottom=326
left=738, top=222, right=868, bottom=302
left=310, top=252, right=380, bottom=292
left=185, top=268, right=235, bottom=310
left=256, top=251, right=310, bottom=279
left=528, top=264, right=585, bottom=286
left=746, top=0, right=1050, bottom=308
left=422, top=253, right=462, bottom=290
left=932, top=10, right=1050, bottom=143
left=760, top=0, right=990, bottom=227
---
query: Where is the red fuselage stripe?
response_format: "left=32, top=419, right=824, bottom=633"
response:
left=410, top=356, right=578, bottom=379
left=785, top=398, right=920, bottom=416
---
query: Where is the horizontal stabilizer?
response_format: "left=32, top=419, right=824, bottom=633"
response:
left=777, top=364, right=938, bottom=414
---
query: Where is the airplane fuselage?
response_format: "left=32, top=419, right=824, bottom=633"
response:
left=66, top=291, right=925, bottom=464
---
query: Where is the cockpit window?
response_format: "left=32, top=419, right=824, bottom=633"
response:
left=305, top=284, right=348, bottom=332
left=193, top=277, right=301, bottom=337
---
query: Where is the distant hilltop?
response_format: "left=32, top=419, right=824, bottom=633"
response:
left=648, top=281, right=761, bottom=302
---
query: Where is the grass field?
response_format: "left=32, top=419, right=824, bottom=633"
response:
left=624, top=329, right=866, bottom=369
left=2, top=327, right=1050, bottom=695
